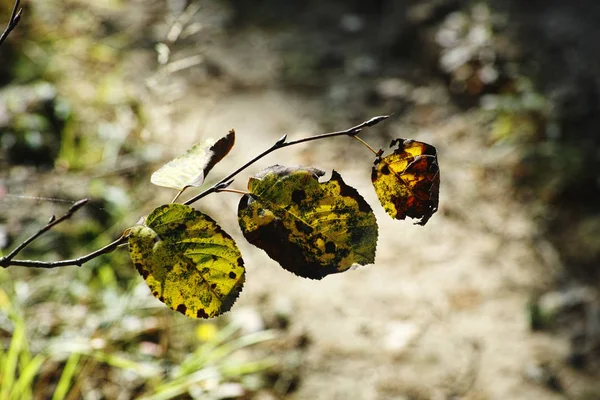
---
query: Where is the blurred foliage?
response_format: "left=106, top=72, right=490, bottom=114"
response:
left=0, top=271, right=277, bottom=399
left=0, top=82, right=68, bottom=168
left=0, top=0, right=145, bottom=171
left=0, top=1, right=282, bottom=398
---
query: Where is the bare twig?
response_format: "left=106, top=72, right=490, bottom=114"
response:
left=1, top=235, right=128, bottom=268
left=0, top=0, right=23, bottom=47
left=0, top=199, right=126, bottom=269
left=2, top=116, right=388, bottom=269
left=184, top=115, right=389, bottom=206
left=1, top=198, right=89, bottom=265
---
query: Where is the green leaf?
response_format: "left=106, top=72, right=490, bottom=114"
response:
left=127, top=203, right=245, bottom=318
left=371, top=139, right=440, bottom=225
left=150, top=130, right=235, bottom=190
left=238, top=165, right=378, bottom=279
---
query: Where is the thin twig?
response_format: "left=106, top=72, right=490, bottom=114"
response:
left=1, top=116, right=387, bottom=269
left=184, top=115, right=388, bottom=206
left=1, top=235, right=128, bottom=268
left=1, top=198, right=89, bottom=266
left=0, top=0, right=23, bottom=47
left=0, top=198, right=128, bottom=269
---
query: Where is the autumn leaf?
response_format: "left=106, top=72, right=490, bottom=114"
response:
left=150, top=130, right=235, bottom=190
left=127, top=203, right=245, bottom=318
left=238, top=165, right=378, bottom=279
left=372, top=138, right=440, bottom=225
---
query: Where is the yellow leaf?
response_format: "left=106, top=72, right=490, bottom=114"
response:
left=128, top=204, right=245, bottom=318
left=238, top=166, right=378, bottom=279
left=372, top=139, right=440, bottom=225
left=150, top=130, right=235, bottom=190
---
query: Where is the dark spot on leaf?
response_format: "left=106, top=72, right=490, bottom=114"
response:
left=331, top=170, right=373, bottom=213
left=153, top=291, right=159, bottom=297
left=381, top=164, right=390, bottom=175
left=135, top=263, right=149, bottom=279
left=237, top=257, right=244, bottom=266
left=295, top=219, right=314, bottom=234
left=176, top=223, right=187, bottom=231
left=229, top=271, right=237, bottom=279
left=176, top=304, right=187, bottom=314
left=238, top=195, right=251, bottom=211
left=211, top=283, right=217, bottom=289
left=159, top=296, right=164, bottom=302
left=292, top=189, right=306, bottom=203
left=325, top=242, right=336, bottom=253
left=371, top=165, right=379, bottom=182
left=197, top=309, right=209, bottom=318
left=239, top=212, right=338, bottom=280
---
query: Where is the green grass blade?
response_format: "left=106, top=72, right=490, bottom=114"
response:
left=51, top=352, right=81, bottom=400
left=221, top=359, right=276, bottom=378
left=138, top=368, right=220, bottom=400
left=202, top=330, right=278, bottom=366
left=15, top=330, right=34, bottom=400
left=177, top=322, right=240, bottom=376
left=89, top=351, right=160, bottom=378
left=0, top=315, right=25, bottom=400
left=10, top=354, right=46, bottom=400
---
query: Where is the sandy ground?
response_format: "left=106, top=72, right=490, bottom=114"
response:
left=124, top=5, right=597, bottom=398
left=142, top=83, right=578, bottom=400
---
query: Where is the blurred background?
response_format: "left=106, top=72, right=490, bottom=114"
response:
left=1, top=0, right=600, bottom=399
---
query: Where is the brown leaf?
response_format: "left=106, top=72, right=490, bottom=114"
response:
left=371, top=139, right=440, bottom=225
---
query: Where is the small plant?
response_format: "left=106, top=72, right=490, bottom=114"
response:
left=1, top=116, right=440, bottom=318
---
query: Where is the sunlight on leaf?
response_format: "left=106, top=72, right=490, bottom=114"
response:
left=127, top=204, right=245, bottom=318
left=372, top=139, right=440, bottom=226
left=150, top=130, right=235, bottom=190
left=238, top=165, right=378, bottom=279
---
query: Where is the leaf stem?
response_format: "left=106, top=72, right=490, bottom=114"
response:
left=352, top=136, right=379, bottom=155
left=184, top=115, right=388, bottom=206
left=171, top=188, right=185, bottom=203
left=215, top=188, right=250, bottom=195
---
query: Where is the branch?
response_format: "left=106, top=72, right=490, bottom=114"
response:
left=1, top=116, right=387, bottom=268
left=0, top=0, right=22, bottom=47
left=0, top=198, right=127, bottom=268
left=1, top=236, right=128, bottom=268
left=184, top=115, right=388, bottom=206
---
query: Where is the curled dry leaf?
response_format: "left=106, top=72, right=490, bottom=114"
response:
left=372, top=139, right=440, bottom=225
left=238, top=165, right=378, bottom=279
left=127, top=203, right=245, bottom=318
left=150, top=130, right=235, bottom=190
